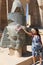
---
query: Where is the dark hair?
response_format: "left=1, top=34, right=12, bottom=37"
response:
left=34, top=28, right=41, bottom=37
left=34, top=28, right=42, bottom=44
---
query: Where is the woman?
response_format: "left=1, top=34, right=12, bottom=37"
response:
left=22, top=28, right=42, bottom=65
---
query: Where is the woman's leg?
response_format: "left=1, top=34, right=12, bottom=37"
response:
left=39, top=52, right=42, bottom=65
left=32, top=56, right=36, bottom=65
left=32, top=47, right=37, bottom=65
left=39, top=57, right=42, bottom=64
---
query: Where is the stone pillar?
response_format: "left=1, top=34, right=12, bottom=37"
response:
left=29, top=0, right=41, bottom=27
left=37, top=0, right=43, bottom=27
left=0, top=0, right=8, bottom=31
left=0, top=0, right=2, bottom=30
left=1, top=0, right=7, bottom=30
left=8, top=0, right=14, bottom=13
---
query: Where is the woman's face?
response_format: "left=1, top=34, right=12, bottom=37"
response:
left=31, top=29, right=37, bottom=35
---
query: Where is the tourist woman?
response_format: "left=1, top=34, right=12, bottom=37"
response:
left=22, top=28, right=42, bottom=65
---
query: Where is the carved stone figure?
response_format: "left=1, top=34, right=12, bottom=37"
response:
left=1, top=0, right=26, bottom=51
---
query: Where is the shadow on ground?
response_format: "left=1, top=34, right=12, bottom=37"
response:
left=22, top=51, right=32, bottom=57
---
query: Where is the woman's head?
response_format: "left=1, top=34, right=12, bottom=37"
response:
left=31, top=28, right=40, bottom=35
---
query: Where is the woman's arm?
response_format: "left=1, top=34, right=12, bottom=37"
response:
left=23, top=29, right=32, bottom=36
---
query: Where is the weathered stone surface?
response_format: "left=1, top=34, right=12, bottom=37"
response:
left=8, top=13, right=26, bottom=25
left=1, top=23, right=26, bottom=49
left=0, top=0, right=1, bottom=29
left=0, top=0, right=8, bottom=31
left=29, top=0, right=41, bottom=27
left=8, top=0, right=14, bottom=13
left=8, top=0, right=43, bottom=28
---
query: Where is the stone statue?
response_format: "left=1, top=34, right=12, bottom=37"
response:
left=11, top=0, right=24, bottom=14
left=7, top=24, right=26, bottom=49
left=1, top=0, right=26, bottom=56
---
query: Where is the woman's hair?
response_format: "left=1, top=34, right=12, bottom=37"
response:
left=34, top=28, right=41, bottom=37
left=34, top=28, right=42, bottom=44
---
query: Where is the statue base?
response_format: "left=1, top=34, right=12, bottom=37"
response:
left=9, top=48, right=22, bottom=57
left=14, top=48, right=22, bottom=57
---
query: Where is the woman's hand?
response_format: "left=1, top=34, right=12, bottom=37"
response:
left=22, top=27, right=32, bottom=36
left=21, top=27, right=26, bottom=32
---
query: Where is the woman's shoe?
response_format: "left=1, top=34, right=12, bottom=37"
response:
left=32, top=64, right=36, bottom=65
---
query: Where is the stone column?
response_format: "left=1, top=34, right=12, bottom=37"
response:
left=0, top=0, right=8, bottom=31
left=8, top=0, right=14, bottom=13
left=0, top=0, right=2, bottom=30
left=37, top=0, right=43, bottom=27
left=29, top=0, right=41, bottom=27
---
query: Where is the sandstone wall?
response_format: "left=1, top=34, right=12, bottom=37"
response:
left=0, top=0, right=8, bottom=31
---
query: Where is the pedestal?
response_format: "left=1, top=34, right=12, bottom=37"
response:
left=9, top=48, right=14, bottom=56
left=14, top=48, right=22, bottom=57
left=22, top=45, right=27, bottom=54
